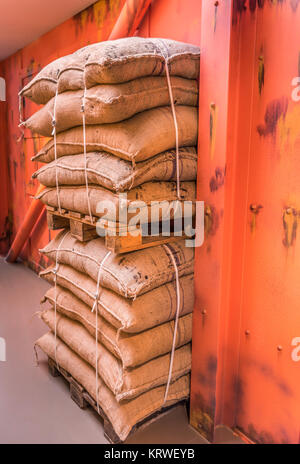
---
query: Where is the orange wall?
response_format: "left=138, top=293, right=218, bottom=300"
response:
left=190, top=0, right=300, bottom=444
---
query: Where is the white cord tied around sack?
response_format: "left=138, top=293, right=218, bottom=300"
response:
left=81, top=80, right=93, bottom=223
left=153, top=39, right=181, bottom=200
left=17, top=94, right=25, bottom=141
left=163, top=244, right=181, bottom=404
left=53, top=231, right=70, bottom=368
left=51, top=87, right=62, bottom=213
left=91, top=251, right=111, bottom=414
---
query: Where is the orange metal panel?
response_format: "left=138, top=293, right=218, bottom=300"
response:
left=190, top=0, right=234, bottom=441
left=138, top=0, right=201, bottom=45
left=191, top=0, right=300, bottom=445
left=233, top=2, right=300, bottom=444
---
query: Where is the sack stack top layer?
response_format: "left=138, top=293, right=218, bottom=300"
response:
left=20, top=37, right=200, bottom=104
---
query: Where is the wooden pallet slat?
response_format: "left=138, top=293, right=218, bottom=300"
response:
left=45, top=206, right=190, bottom=253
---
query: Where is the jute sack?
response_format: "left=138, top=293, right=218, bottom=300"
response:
left=32, top=106, right=198, bottom=163
left=36, top=181, right=196, bottom=222
left=19, top=54, right=73, bottom=104
left=24, top=77, right=198, bottom=137
left=40, top=308, right=191, bottom=401
left=42, top=299, right=192, bottom=367
left=32, top=149, right=197, bottom=192
left=19, top=42, right=107, bottom=104
left=40, top=267, right=194, bottom=333
left=36, top=332, right=190, bottom=441
left=40, top=231, right=194, bottom=298
left=21, top=38, right=199, bottom=105
left=82, top=37, right=199, bottom=89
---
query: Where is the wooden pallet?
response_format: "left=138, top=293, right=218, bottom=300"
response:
left=48, top=356, right=188, bottom=444
left=46, top=206, right=190, bottom=253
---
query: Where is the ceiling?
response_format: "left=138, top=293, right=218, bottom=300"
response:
left=0, top=0, right=96, bottom=61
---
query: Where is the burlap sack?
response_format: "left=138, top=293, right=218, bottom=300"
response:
left=19, top=43, right=107, bottom=104
left=19, top=54, right=73, bottom=104
left=42, top=297, right=192, bottom=367
left=32, top=106, right=198, bottom=163
left=25, top=77, right=198, bottom=136
left=21, top=38, right=199, bottom=105
left=40, top=308, right=191, bottom=401
left=32, top=149, right=197, bottom=192
left=36, top=181, right=195, bottom=221
left=83, top=37, right=200, bottom=89
left=40, top=266, right=194, bottom=333
left=40, top=231, right=194, bottom=298
left=36, top=332, right=190, bottom=441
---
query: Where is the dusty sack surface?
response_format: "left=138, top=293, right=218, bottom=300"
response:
left=32, top=149, right=197, bottom=192
left=25, top=76, right=198, bottom=136
left=32, top=106, right=198, bottom=163
left=40, top=308, right=191, bottom=401
left=41, top=297, right=192, bottom=368
left=40, top=266, right=194, bottom=333
left=83, top=37, right=200, bottom=88
left=21, top=37, right=199, bottom=105
left=36, top=333, right=190, bottom=441
left=36, top=181, right=196, bottom=221
left=40, top=231, right=194, bottom=298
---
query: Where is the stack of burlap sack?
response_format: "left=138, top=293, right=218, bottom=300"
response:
left=20, top=37, right=199, bottom=220
left=20, top=37, right=200, bottom=441
left=36, top=230, right=194, bottom=441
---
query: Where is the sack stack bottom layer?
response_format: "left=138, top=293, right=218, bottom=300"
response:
left=25, top=37, right=199, bottom=441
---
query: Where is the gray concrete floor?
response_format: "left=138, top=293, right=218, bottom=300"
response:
left=0, top=258, right=211, bottom=444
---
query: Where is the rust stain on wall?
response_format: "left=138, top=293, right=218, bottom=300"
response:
left=204, top=205, right=219, bottom=236
left=209, top=103, right=217, bottom=159
left=258, top=54, right=264, bottom=95
left=257, top=96, right=289, bottom=136
left=282, top=207, right=298, bottom=247
left=209, top=167, right=226, bottom=193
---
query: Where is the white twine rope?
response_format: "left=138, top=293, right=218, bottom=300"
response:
left=153, top=39, right=181, bottom=200
left=17, top=94, right=25, bottom=141
left=53, top=231, right=70, bottom=368
left=81, top=82, right=93, bottom=223
left=18, top=94, right=23, bottom=125
left=52, top=87, right=62, bottom=213
left=91, top=251, right=111, bottom=414
left=163, top=244, right=181, bottom=404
